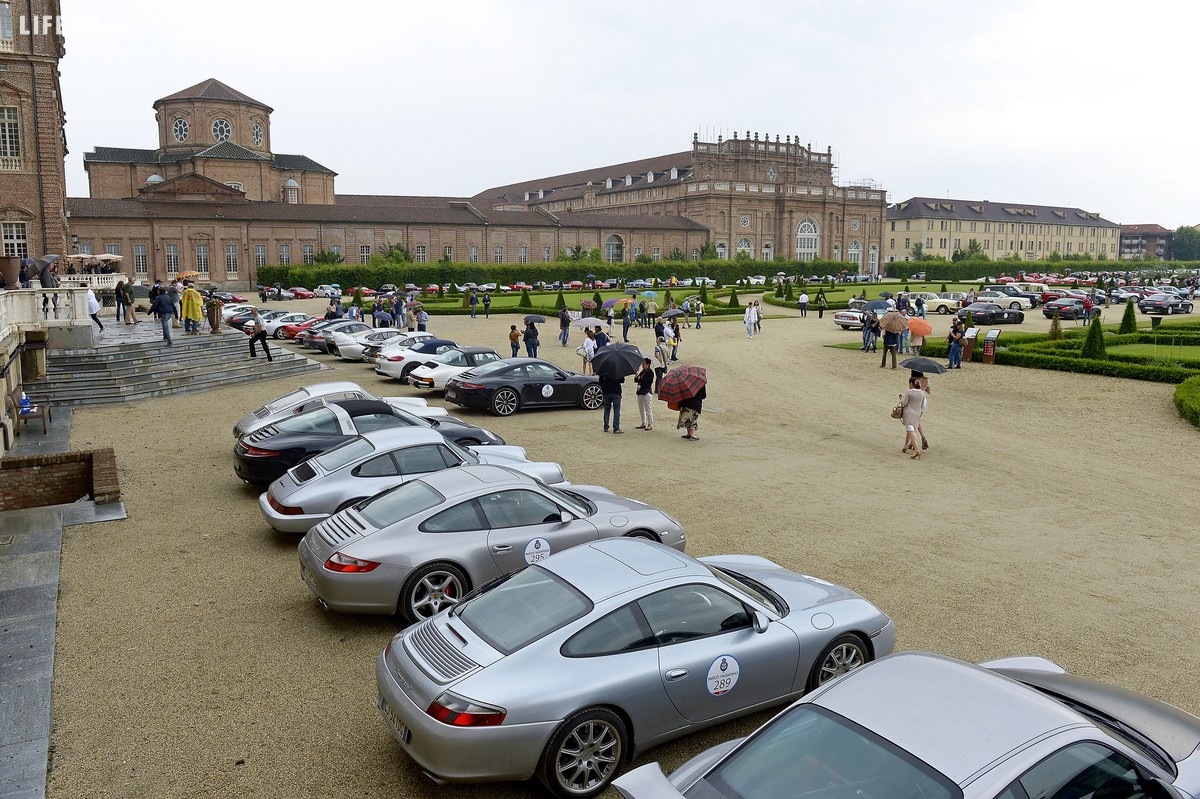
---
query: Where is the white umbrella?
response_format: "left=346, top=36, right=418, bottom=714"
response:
left=94, top=253, right=123, bottom=262
left=571, top=317, right=605, bottom=330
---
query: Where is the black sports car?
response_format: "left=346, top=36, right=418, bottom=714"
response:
left=234, top=400, right=504, bottom=485
left=444, top=358, right=603, bottom=417
left=1138, top=294, right=1194, bottom=315
left=956, top=302, right=1024, bottom=325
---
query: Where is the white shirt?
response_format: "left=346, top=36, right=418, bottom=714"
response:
left=799, top=293, right=809, bottom=304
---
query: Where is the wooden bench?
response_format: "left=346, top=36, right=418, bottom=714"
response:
left=8, top=385, right=52, bottom=436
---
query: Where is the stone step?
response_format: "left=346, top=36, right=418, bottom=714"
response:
left=46, top=347, right=282, bottom=378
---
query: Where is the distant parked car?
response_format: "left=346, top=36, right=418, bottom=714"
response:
left=263, top=312, right=315, bottom=339
left=288, top=286, right=315, bottom=299
left=1139, top=294, right=1194, bottom=315
left=976, top=290, right=1032, bottom=310
left=232, top=381, right=433, bottom=439
left=444, top=358, right=603, bottom=416
left=956, top=302, right=1025, bottom=324
left=1042, top=298, right=1100, bottom=321
left=314, top=285, right=342, bottom=298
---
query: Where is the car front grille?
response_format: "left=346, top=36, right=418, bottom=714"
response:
left=405, top=620, right=478, bottom=683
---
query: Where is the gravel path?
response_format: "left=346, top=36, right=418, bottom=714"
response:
left=49, top=298, right=1200, bottom=798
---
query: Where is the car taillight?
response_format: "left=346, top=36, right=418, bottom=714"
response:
left=242, top=444, right=280, bottom=457
left=386, top=354, right=407, bottom=362
left=455, top=381, right=486, bottom=390
left=323, top=552, right=380, bottom=573
left=426, top=692, right=506, bottom=727
left=267, top=493, right=303, bottom=515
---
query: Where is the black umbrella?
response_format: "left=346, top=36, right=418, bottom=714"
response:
left=863, top=300, right=890, bottom=313
left=523, top=314, right=546, bottom=323
left=900, top=356, right=948, bottom=374
left=624, top=288, right=639, bottom=296
left=661, top=309, right=685, bottom=318
left=878, top=291, right=894, bottom=299
left=590, top=343, right=644, bottom=380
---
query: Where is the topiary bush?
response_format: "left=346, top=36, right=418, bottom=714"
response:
left=518, top=289, right=533, bottom=308
left=1173, top=375, right=1200, bottom=427
left=1119, top=298, right=1138, bottom=334
left=1081, top=314, right=1107, bottom=359
left=699, top=283, right=709, bottom=302
left=727, top=287, right=741, bottom=308
left=784, top=282, right=794, bottom=301
left=554, top=289, right=566, bottom=309
left=1048, top=311, right=1063, bottom=340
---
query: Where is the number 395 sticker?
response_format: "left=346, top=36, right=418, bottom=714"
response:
left=706, top=655, right=740, bottom=696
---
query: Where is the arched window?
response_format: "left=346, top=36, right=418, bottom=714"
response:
left=849, top=240, right=862, bottom=268
left=605, top=234, right=624, bottom=263
left=736, top=238, right=752, bottom=257
left=716, top=243, right=728, bottom=260
left=796, top=219, right=819, bottom=261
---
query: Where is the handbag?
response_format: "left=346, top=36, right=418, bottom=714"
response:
left=890, top=400, right=904, bottom=419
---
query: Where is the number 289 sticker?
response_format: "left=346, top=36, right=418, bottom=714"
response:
left=706, top=655, right=740, bottom=696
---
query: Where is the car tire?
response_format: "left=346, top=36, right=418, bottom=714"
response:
left=399, top=562, right=468, bottom=624
left=806, top=633, right=869, bottom=692
left=272, top=329, right=284, bottom=339
left=400, top=362, right=419, bottom=382
left=538, top=707, right=628, bottom=799
left=938, top=306, right=950, bottom=315
left=581, top=384, right=603, bottom=410
left=492, top=388, right=520, bottom=416
left=1009, top=302, right=1021, bottom=310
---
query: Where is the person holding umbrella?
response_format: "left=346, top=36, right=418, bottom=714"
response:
left=590, top=343, right=642, bottom=435
left=817, top=289, right=828, bottom=319
left=657, top=365, right=706, bottom=441
left=523, top=320, right=539, bottom=358
left=878, top=310, right=907, bottom=369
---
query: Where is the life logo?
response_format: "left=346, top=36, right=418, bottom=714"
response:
left=524, top=537, right=552, bottom=564
left=706, top=655, right=740, bottom=696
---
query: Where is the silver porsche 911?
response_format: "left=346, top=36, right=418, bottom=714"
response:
left=299, top=466, right=687, bottom=623
left=374, top=537, right=896, bottom=799
left=260, top=428, right=569, bottom=533
left=233, top=381, right=434, bottom=438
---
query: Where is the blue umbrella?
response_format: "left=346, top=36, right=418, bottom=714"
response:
left=641, top=290, right=658, bottom=298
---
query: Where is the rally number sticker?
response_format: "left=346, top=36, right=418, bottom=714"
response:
left=706, top=655, right=740, bottom=696
left=524, top=538, right=552, bottom=564
left=541, top=385, right=555, bottom=398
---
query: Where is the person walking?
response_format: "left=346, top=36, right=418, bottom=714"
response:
left=181, top=282, right=204, bottom=335
left=880, top=327, right=899, bottom=369
left=168, top=279, right=183, bottom=328
left=416, top=307, right=429, bottom=332
left=817, top=289, right=828, bottom=319
left=598, top=373, right=624, bottom=434
left=114, top=279, right=127, bottom=324
left=677, top=385, right=705, bottom=441
left=523, top=320, right=539, bottom=358
left=753, top=300, right=763, bottom=333
left=121, top=280, right=138, bottom=324
left=680, top=298, right=692, bottom=328
left=634, top=358, right=654, bottom=430
left=150, top=290, right=176, bottom=346
left=694, top=298, right=704, bottom=328
left=482, top=293, right=491, bottom=319
left=581, top=328, right=597, bottom=375
left=468, top=290, right=478, bottom=319
left=247, top=307, right=274, bottom=362
left=645, top=298, right=659, bottom=327
left=621, top=305, right=632, bottom=342
left=669, top=319, right=682, bottom=361
left=898, top=310, right=911, bottom=354
left=899, top=375, right=926, bottom=459
left=85, top=286, right=104, bottom=332
left=558, top=306, right=571, bottom=347
left=947, top=321, right=964, bottom=369
left=743, top=302, right=757, bottom=338
left=508, top=324, right=520, bottom=357
left=797, top=290, right=809, bottom=317
left=653, top=336, right=670, bottom=393
left=911, top=370, right=931, bottom=451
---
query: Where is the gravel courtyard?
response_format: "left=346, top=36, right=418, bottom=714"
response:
left=48, top=298, right=1200, bottom=798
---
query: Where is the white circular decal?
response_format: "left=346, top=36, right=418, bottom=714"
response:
left=706, top=655, right=740, bottom=696
left=524, top=538, right=552, bottom=564
left=541, top=385, right=554, bottom=398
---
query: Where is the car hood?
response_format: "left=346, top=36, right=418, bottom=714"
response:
left=381, top=398, right=447, bottom=419
left=701, top=554, right=869, bottom=614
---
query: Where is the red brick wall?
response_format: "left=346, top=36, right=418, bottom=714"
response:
left=0, top=448, right=120, bottom=511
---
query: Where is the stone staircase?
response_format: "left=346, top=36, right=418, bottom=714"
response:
left=24, top=327, right=325, bottom=406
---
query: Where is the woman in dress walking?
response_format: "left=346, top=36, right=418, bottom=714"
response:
left=899, top=375, right=926, bottom=459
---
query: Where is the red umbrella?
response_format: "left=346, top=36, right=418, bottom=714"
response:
left=657, top=365, right=707, bottom=405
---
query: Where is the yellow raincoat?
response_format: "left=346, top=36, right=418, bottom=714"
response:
left=181, top=286, right=204, bottom=323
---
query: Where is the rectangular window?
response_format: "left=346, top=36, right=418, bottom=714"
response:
left=225, top=182, right=243, bottom=192
left=195, top=244, right=210, bottom=277
left=984, top=222, right=991, bottom=233
left=359, top=244, right=371, bottom=263
left=0, top=106, right=19, bottom=169
left=0, top=3, right=13, bottom=45
left=330, top=244, right=342, bottom=259
left=105, top=243, right=121, bottom=256
left=518, top=245, right=527, bottom=264
left=925, top=238, right=933, bottom=248
left=166, top=243, right=179, bottom=274
left=254, top=244, right=266, bottom=267
left=415, top=244, right=427, bottom=263
left=469, top=245, right=479, bottom=263
left=692, top=248, right=700, bottom=261
left=955, top=221, right=962, bottom=231
left=905, top=221, right=910, bottom=231
left=889, top=238, right=895, bottom=249
left=890, top=221, right=896, bottom=231
left=542, top=246, right=551, bottom=262
left=653, top=247, right=661, bottom=261
left=493, top=245, right=504, bottom=263
left=443, top=244, right=453, bottom=261
left=939, top=238, right=947, bottom=249
left=133, top=244, right=148, bottom=275
left=225, top=243, right=238, bottom=277
left=904, top=238, right=910, bottom=249
left=78, top=242, right=93, bottom=255
left=633, top=247, right=642, bottom=258
left=940, top=221, right=948, bottom=231
left=279, top=244, right=291, bottom=266
left=303, top=243, right=315, bottom=265
left=1, top=221, right=27, bottom=258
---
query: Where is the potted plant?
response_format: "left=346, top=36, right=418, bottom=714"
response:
left=205, top=297, right=224, bottom=333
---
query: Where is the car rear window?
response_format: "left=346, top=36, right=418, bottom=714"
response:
left=457, top=566, right=591, bottom=654
left=358, top=481, right=444, bottom=528
left=273, top=408, right=340, bottom=434
left=312, top=437, right=375, bottom=472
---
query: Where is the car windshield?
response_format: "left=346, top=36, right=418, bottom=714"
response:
left=686, top=705, right=959, bottom=799
left=457, top=565, right=591, bottom=654
left=271, top=408, right=340, bottom=435
left=706, top=565, right=786, bottom=614
left=311, top=436, right=375, bottom=472
left=265, top=388, right=311, bottom=412
left=443, top=440, right=480, bottom=465
left=358, top=480, right=445, bottom=528
left=541, top=485, right=591, bottom=517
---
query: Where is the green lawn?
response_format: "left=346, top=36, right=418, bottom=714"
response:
left=1107, top=343, right=1200, bottom=362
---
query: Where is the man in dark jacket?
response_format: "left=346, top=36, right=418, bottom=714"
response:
left=598, top=373, right=623, bottom=434
left=149, top=290, right=176, bottom=346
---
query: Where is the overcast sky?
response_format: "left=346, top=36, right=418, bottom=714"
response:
left=58, top=0, right=1196, bottom=228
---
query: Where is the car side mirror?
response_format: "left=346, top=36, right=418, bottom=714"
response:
left=559, top=511, right=574, bottom=524
left=753, top=610, right=769, bottom=634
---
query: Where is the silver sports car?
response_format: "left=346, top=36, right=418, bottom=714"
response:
left=374, top=537, right=896, bottom=799
left=233, top=381, right=433, bottom=438
left=614, top=651, right=1200, bottom=799
left=300, top=466, right=687, bottom=622
left=260, top=428, right=569, bottom=533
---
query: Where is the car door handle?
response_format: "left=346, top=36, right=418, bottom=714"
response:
left=665, top=669, right=688, bottom=681
left=491, top=544, right=512, bottom=553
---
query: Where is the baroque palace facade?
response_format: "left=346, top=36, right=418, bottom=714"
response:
left=60, top=77, right=887, bottom=287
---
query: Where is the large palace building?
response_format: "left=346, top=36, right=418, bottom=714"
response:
left=61, top=78, right=887, bottom=287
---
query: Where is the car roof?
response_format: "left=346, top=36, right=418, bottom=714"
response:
left=417, top=464, right=532, bottom=496
left=356, top=427, right=445, bottom=448
left=327, top=399, right=393, bottom=417
left=455, top=346, right=499, bottom=355
left=302, top=381, right=363, bottom=396
left=811, top=652, right=1087, bottom=786
left=540, top=538, right=702, bottom=602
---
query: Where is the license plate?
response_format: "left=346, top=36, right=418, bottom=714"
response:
left=301, top=564, right=316, bottom=587
left=378, top=697, right=409, bottom=743
left=445, top=388, right=457, bottom=399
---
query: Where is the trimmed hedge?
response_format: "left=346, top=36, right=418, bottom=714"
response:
left=1173, top=375, right=1200, bottom=426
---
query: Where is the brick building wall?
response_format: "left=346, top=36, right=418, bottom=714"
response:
left=0, top=448, right=120, bottom=511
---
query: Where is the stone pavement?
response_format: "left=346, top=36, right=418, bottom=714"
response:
left=0, top=407, right=126, bottom=799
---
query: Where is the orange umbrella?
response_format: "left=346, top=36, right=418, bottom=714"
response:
left=908, top=317, right=933, bottom=337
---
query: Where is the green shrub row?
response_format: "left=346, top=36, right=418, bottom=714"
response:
left=884, top=259, right=1200, bottom=282
left=1173, top=376, right=1200, bottom=426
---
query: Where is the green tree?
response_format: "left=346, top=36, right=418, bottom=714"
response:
left=554, top=289, right=567, bottom=308
left=315, top=249, right=344, bottom=264
left=911, top=243, right=927, bottom=261
left=635, top=253, right=653, bottom=264
left=351, top=287, right=365, bottom=307
left=586, top=248, right=603, bottom=263
left=784, top=282, right=794, bottom=301
left=518, top=289, right=533, bottom=308
left=966, top=239, right=985, bottom=259
left=1173, top=226, right=1200, bottom=261
left=668, top=247, right=685, bottom=261
left=774, top=283, right=784, bottom=298
left=664, top=290, right=674, bottom=306
left=1048, top=311, right=1063, bottom=340
left=699, top=282, right=709, bottom=302
left=1081, top=313, right=1107, bottom=359
left=566, top=245, right=586, bottom=262
left=384, top=243, right=412, bottom=263
left=727, top=287, right=741, bottom=308
left=699, top=243, right=718, bottom=260
left=592, top=291, right=604, bottom=308
left=940, top=283, right=948, bottom=292
left=1119, top=298, right=1138, bottom=333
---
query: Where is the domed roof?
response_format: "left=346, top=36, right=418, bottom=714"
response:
left=282, top=178, right=300, bottom=188
left=155, top=79, right=273, bottom=113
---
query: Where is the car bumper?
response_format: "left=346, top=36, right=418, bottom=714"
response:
left=298, top=538, right=405, bottom=615
left=375, top=654, right=556, bottom=784
left=257, top=492, right=327, bottom=534
left=409, top=375, right=437, bottom=390
left=442, top=386, right=490, bottom=411
left=234, top=453, right=290, bottom=486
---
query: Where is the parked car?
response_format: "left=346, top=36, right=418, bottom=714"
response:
left=833, top=308, right=869, bottom=329
left=907, top=291, right=960, bottom=315
left=374, top=537, right=895, bottom=798
left=1139, top=294, right=1194, bottom=315
left=259, top=428, right=567, bottom=533
left=288, top=286, right=315, bottom=299
left=407, top=346, right=503, bottom=390
left=304, top=320, right=372, bottom=353
left=233, top=381, right=432, bottom=438
left=301, top=469, right=688, bottom=622
left=330, top=328, right=408, bottom=362
left=626, top=279, right=651, bottom=288
left=956, top=302, right=1024, bottom=324
left=262, top=312, right=315, bottom=339
left=227, top=308, right=287, bottom=331
left=976, top=290, right=1033, bottom=310
left=1042, top=298, right=1100, bottom=321
left=362, top=331, right=436, bottom=364
left=615, top=651, right=1200, bottom=799
left=289, top=318, right=342, bottom=345
left=235, top=399, right=503, bottom=485
left=263, top=286, right=294, bottom=301
left=220, top=302, right=255, bottom=320
left=314, top=285, right=341, bottom=298
left=378, top=283, right=398, bottom=293
left=981, top=283, right=1042, bottom=307
left=444, top=358, right=603, bottom=416
left=374, top=338, right=459, bottom=382
left=205, top=290, right=247, bottom=304
left=940, top=291, right=969, bottom=307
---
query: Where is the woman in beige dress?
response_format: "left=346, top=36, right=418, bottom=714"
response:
left=899, top=376, right=926, bottom=459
